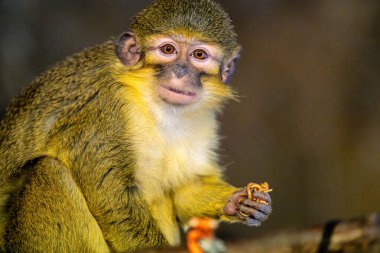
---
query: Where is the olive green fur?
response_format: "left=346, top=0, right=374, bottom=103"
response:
left=129, top=0, right=240, bottom=56
left=0, top=41, right=167, bottom=252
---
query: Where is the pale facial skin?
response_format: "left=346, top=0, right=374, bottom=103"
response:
left=144, top=35, right=223, bottom=106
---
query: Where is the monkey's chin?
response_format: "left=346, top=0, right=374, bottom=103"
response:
left=158, top=85, right=198, bottom=106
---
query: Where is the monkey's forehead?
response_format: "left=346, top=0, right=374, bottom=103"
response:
left=144, top=31, right=222, bottom=48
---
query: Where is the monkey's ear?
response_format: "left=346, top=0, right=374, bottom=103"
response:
left=117, top=32, right=141, bottom=66
left=221, top=50, right=240, bottom=84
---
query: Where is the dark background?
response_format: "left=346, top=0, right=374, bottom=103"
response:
left=1, top=0, right=380, bottom=240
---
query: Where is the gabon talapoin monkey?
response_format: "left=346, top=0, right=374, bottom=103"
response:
left=0, top=0, right=272, bottom=252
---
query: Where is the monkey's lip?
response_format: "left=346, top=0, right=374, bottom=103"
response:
left=158, top=85, right=198, bottom=105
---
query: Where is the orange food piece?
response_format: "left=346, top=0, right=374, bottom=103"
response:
left=242, top=182, right=272, bottom=205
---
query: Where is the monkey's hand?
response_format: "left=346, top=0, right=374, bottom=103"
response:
left=223, top=182, right=272, bottom=227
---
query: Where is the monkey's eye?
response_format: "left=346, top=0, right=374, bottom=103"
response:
left=192, top=49, right=208, bottom=60
left=160, top=44, right=177, bottom=55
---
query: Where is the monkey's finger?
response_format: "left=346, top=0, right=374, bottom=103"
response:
left=244, top=218, right=261, bottom=227
left=251, top=191, right=272, bottom=204
left=239, top=206, right=267, bottom=222
left=242, top=199, right=272, bottom=215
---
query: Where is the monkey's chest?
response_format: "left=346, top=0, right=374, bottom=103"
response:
left=133, top=138, right=214, bottom=246
left=135, top=139, right=213, bottom=198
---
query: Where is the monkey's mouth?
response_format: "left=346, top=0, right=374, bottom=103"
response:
left=166, top=86, right=196, bottom=96
left=158, top=85, right=198, bottom=105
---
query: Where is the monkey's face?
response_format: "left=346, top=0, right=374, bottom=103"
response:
left=144, top=35, right=225, bottom=106
left=117, top=32, right=239, bottom=110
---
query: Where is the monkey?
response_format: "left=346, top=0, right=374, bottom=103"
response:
left=0, top=0, right=272, bottom=252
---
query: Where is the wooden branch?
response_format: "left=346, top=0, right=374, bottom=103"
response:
left=226, top=213, right=380, bottom=253
left=141, top=213, right=380, bottom=253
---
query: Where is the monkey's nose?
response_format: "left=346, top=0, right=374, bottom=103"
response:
left=173, top=65, right=188, bottom=79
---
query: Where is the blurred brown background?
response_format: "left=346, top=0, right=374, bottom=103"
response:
left=1, top=0, right=379, bottom=240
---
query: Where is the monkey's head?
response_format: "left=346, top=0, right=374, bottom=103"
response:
left=116, top=0, right=240, bottom=112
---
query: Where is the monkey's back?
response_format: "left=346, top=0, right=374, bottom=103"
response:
left=0, top=40, right=137, bottom=209
left=0, top=41, right=118, bottom=180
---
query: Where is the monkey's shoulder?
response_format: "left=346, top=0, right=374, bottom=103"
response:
left=1, top=40, right=117, bottom=121
left=34, top=40, right=117, bottom=90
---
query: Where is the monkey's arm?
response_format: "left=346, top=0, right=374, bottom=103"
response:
left=174, top=176, right=272, bottom=227
left=174, top=176, right=236, bottom=222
